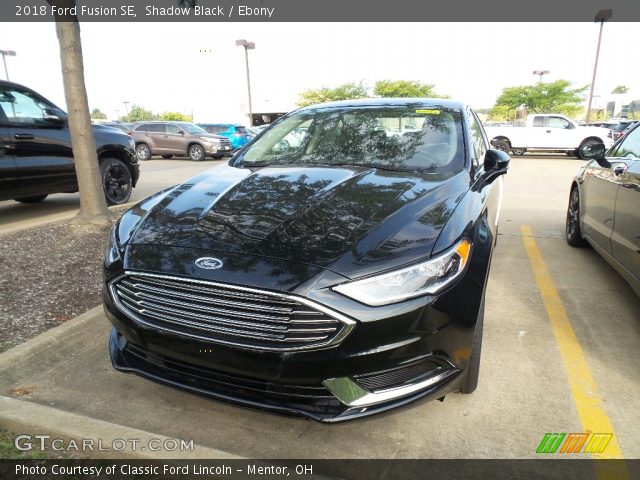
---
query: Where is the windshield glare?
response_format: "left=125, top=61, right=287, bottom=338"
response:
left=182, top=123, right=208, bottom=135
left=239, top=106, right=464, bottom=172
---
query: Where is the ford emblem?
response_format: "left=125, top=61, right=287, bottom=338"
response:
left=195, top=257, right=223, bottom=270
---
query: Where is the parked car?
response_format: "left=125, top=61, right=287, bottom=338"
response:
left=610, top=120, right=639, bottom=141
left=103, top=98, right=509, bottom=421
left=0, top=80, right=139, bottom=205
left=485, top=114, right=613, bottom=157
left=566, top=122, right=640, bottom=296
left=132, top=121, right=231, bottom=161
left=99, top=122, right=133, bottom=136
left=197, top=123, right=252, bottom=150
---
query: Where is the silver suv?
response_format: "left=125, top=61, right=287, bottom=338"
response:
left=132, top=121, right=232, bottom=161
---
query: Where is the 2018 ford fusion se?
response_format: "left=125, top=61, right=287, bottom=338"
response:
left=103, top=99, right=509, bottom=422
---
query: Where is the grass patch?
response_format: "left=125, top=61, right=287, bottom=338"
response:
left=0, top=429, right=69, bottom=459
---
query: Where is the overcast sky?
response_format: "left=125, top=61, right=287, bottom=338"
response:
left=0, top=22, right=638, bottom=123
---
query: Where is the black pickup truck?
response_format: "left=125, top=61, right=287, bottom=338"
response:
left=0, top=80, right=139, bottom=205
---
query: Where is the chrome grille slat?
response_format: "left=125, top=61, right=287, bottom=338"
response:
left=111, top=272, right=355, bottom=351
left=127, top=277, right=301, bottom=308
left=117, top=287, right=294, bottom=325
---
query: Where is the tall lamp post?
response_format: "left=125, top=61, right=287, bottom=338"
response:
left=533, top=70, right=550, bottom=83
left=236, top=39, right=255, bottom=127
left=122, top=101, right=130, bottom=120
left=0, top=49, right=16, bottom=81
left=585, top=9, right=612, bottom=125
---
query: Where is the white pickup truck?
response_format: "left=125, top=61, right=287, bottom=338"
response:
left=484, top=114, right=613, bottom=159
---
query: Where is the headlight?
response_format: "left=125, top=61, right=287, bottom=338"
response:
left=105, top=222, right=121, bottom=266
left=333, top=239, right=472, bottom=306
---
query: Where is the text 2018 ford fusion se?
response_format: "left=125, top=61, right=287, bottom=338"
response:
left=103, top=99, right=509, bottom=422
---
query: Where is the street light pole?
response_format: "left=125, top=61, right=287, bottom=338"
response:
left=0, top=49, right=16, bottom=81
left=586, top=9, right=612, bottom=125
left=122, top=101, right=130, bottom=120
left=236, top=39, right=255, bottom=127
left=532, top=69, right=550, bottom=83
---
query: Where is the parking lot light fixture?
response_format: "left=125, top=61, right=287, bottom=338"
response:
left=586, top=9, right=613, bottom=125
left=532, top=70, right=550, bottom=83
left=236, top=39, right=255, bottom=127
left=0, top=49, right=16, bottom=81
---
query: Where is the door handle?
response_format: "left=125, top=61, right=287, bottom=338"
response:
left=546, top=130, right=551, bottom=133
left=14, top=133, right=35, bottom=140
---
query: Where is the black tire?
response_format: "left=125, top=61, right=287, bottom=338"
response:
left=460, top=295, right=484, bottom=394
left=15, top=194, right=48, bottom=204
left=511, top=148, right=526, bottom=156
left=161, top=154, right=173, bottom=159
left=188, top=144, right=205, bottom=161
left=136, top=143, right=152, bottom=161
left=566, top=186, right=588, bottom=247
left=492, top=139, right=510, bottom=154
left=100, top=158, right=133, bottom=206
left=577, top=139, right=599, bottom=160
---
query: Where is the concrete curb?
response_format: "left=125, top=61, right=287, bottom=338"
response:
left=2, top=201, right=136, bottom=235
left=0, top=307, right=242, bottom=459
left=0, top=396, right=242, bottom=459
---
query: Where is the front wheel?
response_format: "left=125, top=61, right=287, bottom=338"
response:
left=566, top=187, right=588, bottom=247
left=136, top=143, right=152, bottom=161
left=189, top=144, right=205, bottom=161
left=15, top=194, right=48, bottom=204
left=101, top=158, right=133, bottom=206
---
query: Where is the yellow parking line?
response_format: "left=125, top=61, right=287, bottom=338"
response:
left=521, top=226, right=627, bottom=469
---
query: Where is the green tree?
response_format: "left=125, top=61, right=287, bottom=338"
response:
left=374, top=79, right=448, bottom=98
left=297, top=82, right=368, bottom=107
left=488, top=105, right=514, bottom=122
left=125, top=105, right=157, bottom=122
left=494, top=80, right=588, bottom=117
left=159, top=111, right=192, bottom=121
left=612, top=85, right=629, bottom=95
left=90, top=108, right=107, bottom=120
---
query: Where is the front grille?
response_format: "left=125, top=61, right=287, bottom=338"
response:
left=353, top=358, right=453, bottom=392
left=110, top=272, right=353, bottom=351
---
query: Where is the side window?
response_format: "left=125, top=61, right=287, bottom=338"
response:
left=235, top=126, right=248, bottom=134
left=611, top=126, right=640, bottom=159
left=147, top=123, right=165, bottom=133
left=166, top=124, right=182, bottom=134
left=533, top=116, right=546, bottom=127
left=467, top=109, right=487, bottom=165
left=134, top=124, right=147, bottom=132
left=548, top=116, right=570, bottom=129
left=0, top=88, right=52, bottom=125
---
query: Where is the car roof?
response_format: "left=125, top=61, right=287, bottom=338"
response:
left=298, top=98, right=467, bottom=111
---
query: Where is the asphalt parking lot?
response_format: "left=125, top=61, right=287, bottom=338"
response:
left=0, top=154, right=639, bottom=460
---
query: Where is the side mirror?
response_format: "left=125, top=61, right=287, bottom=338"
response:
left=178, top=130, right=184, bottom=135
left=481, top=149, right=510, bottom=185
left=577, top=141, right=606, bottom=161
left=43, top=108, right=67, bottom=125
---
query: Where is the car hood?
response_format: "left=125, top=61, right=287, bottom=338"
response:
left=128, top=164, right=469, bottom=279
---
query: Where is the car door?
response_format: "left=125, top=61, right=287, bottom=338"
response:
left=608, top=125, right=640, bottom=280
left=546, top=116, right=575, bottom=149
left=164, top=123, right=187, bottom=154
left=580, top=156, right=618, bottom=254
left=146, top=123, right=166, bottom=153
left=0, top=83, right=75, bottom=194
left=0, top=119, right=19, bottom=199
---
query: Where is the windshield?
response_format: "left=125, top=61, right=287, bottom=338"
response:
left=181, top=123, right=208, bottom=135
left=237, top=105, right=465, bottom=172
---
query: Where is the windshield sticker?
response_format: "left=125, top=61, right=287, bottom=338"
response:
left=416, top=109, right=441, bottom=115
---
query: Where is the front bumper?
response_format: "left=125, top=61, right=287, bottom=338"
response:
left=103, top=244, right=488, bottom=422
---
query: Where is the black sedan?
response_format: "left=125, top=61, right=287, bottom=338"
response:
left=566, top=123, right=640, bottom=296
left=103, top=99, right=509, bottom=421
